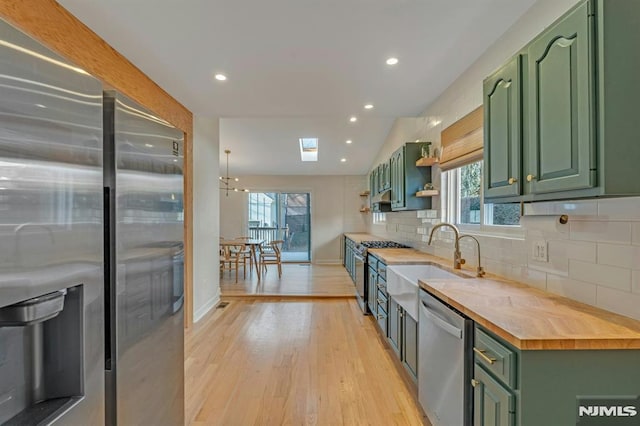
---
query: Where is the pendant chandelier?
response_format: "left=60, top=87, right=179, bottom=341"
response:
left=220, top=149, right=249, bottom=196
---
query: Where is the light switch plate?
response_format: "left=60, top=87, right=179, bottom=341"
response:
left=532, top=240, right=548, bottom=262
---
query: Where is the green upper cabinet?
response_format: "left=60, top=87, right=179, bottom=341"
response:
left=379, top=160, right=391, bottom=192
left=369, top=167, right=378, bottom=199
left=484, top=0, right=640, bottom=203
left=526, top=0, right=595, bottom=195
left=483, top=56, right=522, bottom=199
left=390, top=149, right=404, bottom=209
left=390, top=143, right=431, bottom=211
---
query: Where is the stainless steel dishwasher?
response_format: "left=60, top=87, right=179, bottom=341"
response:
left=419, top=290, right=473, bottom=426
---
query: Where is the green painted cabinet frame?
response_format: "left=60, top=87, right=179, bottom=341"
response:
left=473, top=364, right=515, bottom=426
left=484, top=56, right=522, bottom=199
left=390, top=142, right=431, bottom=211
left=484, top=0, right=640, bottom=203
left=526, top=0, right=595, bottom=195
left=474, top=325, right=640, bottom=426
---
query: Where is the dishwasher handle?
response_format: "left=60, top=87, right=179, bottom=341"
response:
left=421, top=301, right=462, bottom=339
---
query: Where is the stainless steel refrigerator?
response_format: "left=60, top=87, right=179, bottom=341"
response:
left=0, top=16, right=184, bottom=425
left=103, top=91, right=184, bottom=426
left=0, top=18, right=105, bottom=425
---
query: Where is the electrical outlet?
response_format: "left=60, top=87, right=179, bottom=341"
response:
left=532, top=240, right=548, bottom=262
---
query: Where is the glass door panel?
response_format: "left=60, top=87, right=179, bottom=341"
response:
left=247, top=192, right=310, bottom=262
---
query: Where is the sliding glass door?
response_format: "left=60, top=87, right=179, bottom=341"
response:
left=247, top=192, right=310, bottom=262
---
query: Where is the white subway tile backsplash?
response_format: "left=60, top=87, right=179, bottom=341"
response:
left=512, top=267, right=547, bottom=290
left=569, top=260, right=631, bottom=291
left=569, top=221, right=632, bottom=244
left=546, top=274, right=597, bottom=306
left=598, top=197, right=640, bottom=221
left=523, top=200, right=598, bottom=217
left=633, top=224, right=640, bottom=246
left=633, top=270, right=640, bottom=294
left=597, top=243, right=640, bottom=269
left=596, top=287, right=640, bottom=321
left=549, top=240, right=597, bottom=263
left=521, top=215, right=570, bottom=236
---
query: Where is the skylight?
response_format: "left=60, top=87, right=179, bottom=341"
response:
left=299, top=138, right=318, bottom=162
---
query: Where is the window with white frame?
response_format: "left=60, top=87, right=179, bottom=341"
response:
left=445, top=161, right=520, bottom=229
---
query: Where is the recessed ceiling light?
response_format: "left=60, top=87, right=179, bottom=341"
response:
left=214, top=73, right=227, bottom=81
left=346, top=140, right=352, bottom=144
left=35, top=104, right=46, bottom=108
left=341, top=158, right=347, bottom=162
left=349, top=116, right=357, bottom=123
left=364, top=104, right=374, bottom=110
left=145, top=143, right=154, bottom=148
left=386, top=57, right=399, bottom=65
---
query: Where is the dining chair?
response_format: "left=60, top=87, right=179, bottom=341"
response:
left=259, top=240, right=283, bottom=278
left=224, top=243, right=250, bottom=283
left=232, top=236, right=254, bottom=273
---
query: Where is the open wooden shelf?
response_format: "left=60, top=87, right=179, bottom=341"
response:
left=359, top=207, right=371, bottom=213
left=359, top=191, right=370, bottom=196
left=416, top=157, right=439, bottom=167
left=415, top=190, right=439, bottom=198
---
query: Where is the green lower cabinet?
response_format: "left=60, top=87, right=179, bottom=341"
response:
left=388, top=297, right=401, bottom=355
left=402, top=312, right=418, bottom=379
left=387, top=297, right=418, bottom=382
left=473, top=365, right=515, bottom=426
left=474, top=325, right=640, bottom=426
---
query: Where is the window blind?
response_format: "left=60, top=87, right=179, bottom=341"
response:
left=439, top=106, right=484, bottom=171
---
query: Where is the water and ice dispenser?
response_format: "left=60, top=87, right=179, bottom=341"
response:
left=0, top=286, right=84, bottom=425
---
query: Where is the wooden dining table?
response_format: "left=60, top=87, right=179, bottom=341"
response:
left=219, top=239, right=265, bottom=281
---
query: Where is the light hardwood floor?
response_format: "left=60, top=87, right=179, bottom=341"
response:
left=220, top=264, right=356, bottom=297
left=185, top=298, right=429, bottom=425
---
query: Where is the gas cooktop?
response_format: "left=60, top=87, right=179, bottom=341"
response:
left=359, top=240, right=409, bottom=249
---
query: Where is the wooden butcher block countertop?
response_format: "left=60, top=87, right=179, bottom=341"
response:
left=366, top=248, right=640, bottom=351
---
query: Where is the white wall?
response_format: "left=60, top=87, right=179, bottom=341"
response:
left=220, top=175, right=367, bottom=263
left=192, top=116, right=221, bottom=322
left=368, top=0, right=640, bottom=321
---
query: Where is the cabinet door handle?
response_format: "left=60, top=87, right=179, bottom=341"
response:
left=377, top=298, right=385, bottom=305
left=471, top=379, right=480, bottom=388
left=473, top=347, right=496, bottom=365
left=527, top=174, right=537, bottom=182
left=508, top=177, right=517, bottom=185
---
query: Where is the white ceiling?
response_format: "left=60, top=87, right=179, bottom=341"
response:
left=58, top=0, right=536, bottom=175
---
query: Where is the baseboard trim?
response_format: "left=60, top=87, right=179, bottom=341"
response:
left=193, top=294, right=220, bottom=323
left=314, top=259, right=342, bottom=265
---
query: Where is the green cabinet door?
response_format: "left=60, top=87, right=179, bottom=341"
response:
left=388, top=297, right=401, bottom=355
left=389, top=153, right=397, bottom=203
left=391, top=149, right=406, bottom=209
left=369, top=169, right=377, bottom=197
left=473, top=365, right=515, bottom=426
left=527, top=0, right=595, bottom=194
left=367, top=265, right=377, bottom=314
left=484, top=56, right=522, bottom=199
left=402, top=312, right=418, bottom=379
